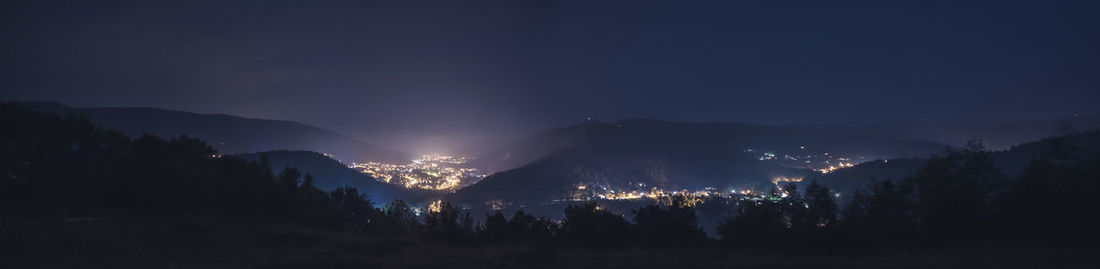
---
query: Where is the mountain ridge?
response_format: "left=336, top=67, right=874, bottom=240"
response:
left=19, top=101, right=409, bottom=163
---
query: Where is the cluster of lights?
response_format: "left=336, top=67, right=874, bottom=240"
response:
left=349, top=154, right=485, bottom=191
left=508, top=177, right=844, bottom=212
left=815, top=161, right=855, bottom=174
left=564, top=183, right=783, bottom=205
left=427, top=200, right=443, bottom=213
left=749, top=147, right=864, bottom=174
left=772, top=176, right=804, bottom=197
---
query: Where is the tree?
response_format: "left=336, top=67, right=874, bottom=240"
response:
left=382, top=200, right=420, bottom=233
left=802, top=180, right=838, bottom=229
left=479, top=211, right=510, bottom=243
left=507, top=210, right=557, bottom=243
left=841, top=179, right=916, bottom=249
left=329, top=187, right=377, bottom=231
left=277, top=167, right=302, bottom=191
left=632, top=195, right=706, bottom=247
left=997, top=136, right=1100, bottom=246
left=718, top=201, right=785, bottom=250
left=909, top=139, right=1005, bottom=246
left=424, top=201, right=472, bottom=242
left=562, top=203, right=630, bottom=246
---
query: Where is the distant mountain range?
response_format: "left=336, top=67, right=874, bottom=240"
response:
left=18, top=101, right=1100, bottom=207
left=456, top=117, right=1100, bottom=207
left=810, top=130, right=1100, bottom=196
left=860, top=117, right=1100, bottom=150
left=472, top=116, right=1100, bottom=173
left=455, top=119, right=947, bottom=206
left=21, top=102, right=407, bottom=163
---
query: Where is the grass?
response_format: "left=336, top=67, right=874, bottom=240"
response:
left=2, top=218, right=1093, bottom=269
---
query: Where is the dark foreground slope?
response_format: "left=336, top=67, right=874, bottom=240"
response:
left=8, top=219, right=1092, bottom=269
left=21, top=101, right=407, bottom=162
left=0, top=102, right=404, bottom=267
left=0, top=102, right=392, bottom=223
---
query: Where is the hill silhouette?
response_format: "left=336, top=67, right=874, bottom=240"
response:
left=20, top=101, right=408, bottom=163
left=472, top=116, right=1100, bottom=175
left=456, top=119, right=945, bottom=206
left=810, top=130, right=1100, bottom=197
left=235, top=150, right=434, bottom=203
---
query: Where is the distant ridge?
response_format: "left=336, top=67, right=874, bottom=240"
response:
left=810, top=130, right=1100, bottom=196
left=455, top=119, right=948, bottom=206
left=20, top=101, right=408, bottom=163
left=457, top=115, right=1100, bottom=206
left=471, top=115, right=1100, bottom=175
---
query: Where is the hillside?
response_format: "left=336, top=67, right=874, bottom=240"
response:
left=454, top=119, right=946, bottom=206
left=470, top=121, right=601, bottom=173
left=810, top=130, right=1100, bottom=194
left=868, top=116, right=1100, bottom=150
left=21, top=102, right=407, bottom=163
left=235, top=150, right=435, bottom=203
left=472, top=116, right=1100, bottom=175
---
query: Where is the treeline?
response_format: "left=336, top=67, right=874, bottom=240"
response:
left=3, top=102, right=1099, bottom=252
left=0, top=103, right=375, bottom=230
left=402, top=137, right=1100, bottom=251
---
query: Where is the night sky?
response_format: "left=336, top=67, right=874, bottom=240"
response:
left=3, top=0, right=1099, bottom=151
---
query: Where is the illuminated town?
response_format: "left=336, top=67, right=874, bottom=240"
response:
left=557, top=175, right=820, bottom=208
left=349, top=154, right=486, bottom=191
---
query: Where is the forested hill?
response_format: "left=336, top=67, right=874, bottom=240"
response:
left=810, top=131, right=1100, bottom=195
left=456, top=119, right=944, bottom=205
left=20, top=101, right=407, bottom=163
left=235, top=150, right=434, bottom=203
left=0, top=102, right=382, bottom=227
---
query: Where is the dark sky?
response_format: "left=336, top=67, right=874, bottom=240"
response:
left=3, top=0, right=1099, bottom=152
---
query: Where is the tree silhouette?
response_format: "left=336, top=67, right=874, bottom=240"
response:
left=841, top=179, right=916, bottom=249
left=424, top=201, right=472, bottom=242
left=507, top=210, right=558, bottom=243
left=632, top=195, right=706, bottom=247
left=909, top=139, right=1005, bottom=246
left=382, top=200, right=420, bottom=233
left=718, top=200, right=785, bottom=250
left=562, top=203, right=630, bottom=246
left=997, top=136, right=1100, bottom=246
left=479, top=211, right=510, bottom=243
left=330, top=187, right=377, bottom=231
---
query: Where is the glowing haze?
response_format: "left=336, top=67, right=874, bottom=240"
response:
left=3, top=0, right=1099, bottom=154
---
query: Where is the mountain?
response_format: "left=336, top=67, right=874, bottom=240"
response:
left=471, top=119, right=948, bottom=173
left=456, top=117, right=1100, bottom=209
left=866, top=116, right=1100, bottom=150
left=470, top=121, right=598, bottom=173
left=20, top=102, right=408, bottom=163
left=235, top=150, right=435, bottom=203
left=454, top=119, right=948, bottom=206
left=457, top=116, right=1100, bottom=207
left=809, top=130, right=1100, bottom=195
left=471, top=116, right=1100, bottom=175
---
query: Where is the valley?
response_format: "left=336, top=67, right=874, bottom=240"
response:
left=349, top=154, right=486, bottom=191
